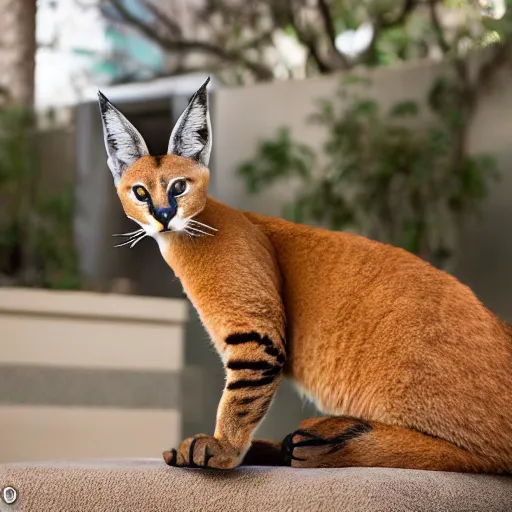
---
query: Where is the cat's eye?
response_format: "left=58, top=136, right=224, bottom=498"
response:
left=133, top=185, right=149, bottom=202
left=170, top=179, right=188, bottom=197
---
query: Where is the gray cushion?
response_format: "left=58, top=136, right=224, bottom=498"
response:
left=1, top=459, right=511, bottom=511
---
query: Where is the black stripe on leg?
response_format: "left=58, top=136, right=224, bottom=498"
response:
left=188, top=437, right=200, bottom=468
left=237, top=396, right=258, bottom=406
left=264, top=346, right=280, bottom=358
left=262, top=365, right=282, bottom=377
left=326, top=423, right=373, bottom=453
left=282, top=432, right=305, bottom=462
left=225, top=332, right=275, bottom=348
left=227, top=360, right=276, bottom=371
left=282, top=421, right=373, bottom=465
left=258, top=396, right=273, bottom=410
left=234, top=395, right=272, bottom=412
left=225, top=332, right=286, bottom=364
left=227, top=376, right=276, bottom=390
left=258, top=336, right=274, bottom=348
left=203, top=445, right=213, bottom=468
left=290, top=422, right=372, bottom=457
left=247, top=414, right=265, bottom=425
left=245, top=401, right=272, bottom=426
left=225, top=332, right=262, bottom=345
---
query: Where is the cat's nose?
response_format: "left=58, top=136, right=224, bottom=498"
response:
left=159, top=210, right=173, bottom=221
left=154, top=207, right=176, bottom=226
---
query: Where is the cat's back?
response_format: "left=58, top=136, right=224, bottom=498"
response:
left=242, top=210, right=441, bottom=288
left=242, top=210, right=510, bottom=380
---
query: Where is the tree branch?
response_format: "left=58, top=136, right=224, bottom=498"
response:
left=317, top=0, right=351, bottom=69
left=428, top=0, right=450, bottom=54
left=278, top=0, right=340, bottom=73
left=238, top=30, right=274, bottom=51
left=388, top=0, right=416, bottom=28
left=140, top=0, right=183, bottom=38
left=476, top=32, right=512, bottom=95
left=306, top=41, right=332, bottom=73
left=109, top=63, right=224, bottom=86
left=317, top=0, right=336, bottom=47
left=105, top=0, right=274, bottom=80
left=457, top=9, right=512, bottom=119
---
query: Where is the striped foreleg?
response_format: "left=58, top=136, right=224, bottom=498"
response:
left=164, top=331, right=285, bottom=469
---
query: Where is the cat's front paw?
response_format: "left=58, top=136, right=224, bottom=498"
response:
left=163, top=434, right=242, bottom=469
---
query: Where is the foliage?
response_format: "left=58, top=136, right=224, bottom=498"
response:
left=99, top=0, right=512, bottom=84
left=0, top=107, right=82, bottom=289
left=237, top=77, right=499, bottom=268
left=238, top=128, right=316, bottom=194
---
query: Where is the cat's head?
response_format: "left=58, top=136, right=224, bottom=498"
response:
left=98, top=78, right=212, bottom=237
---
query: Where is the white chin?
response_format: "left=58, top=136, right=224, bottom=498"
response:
left=146, top=225, right=163, bottom=237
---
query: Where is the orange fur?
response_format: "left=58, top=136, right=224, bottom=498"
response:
left=279, top=417, right=502, bottom=472
left=111, top=148, right=512, bottom=473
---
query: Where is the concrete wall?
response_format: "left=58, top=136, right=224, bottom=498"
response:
left=36, top=126, right=76, bottom=194
left=456, top=66, right=512, bottom=319
left=0, top=288, right=187, bottom=463
left=212, top=60, right=442, bottom=216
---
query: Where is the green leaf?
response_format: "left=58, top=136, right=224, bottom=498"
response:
left=284, top=24, right=297, bottom=37
left=236, top=127, right=315, bottom=194
left=388, top=100, right=419, bottom=118
left=343, top=75, right=372, bottom=87
left=402, top=219, right=423, bottom=255
left=282, top=202, right=304, bottom=224
left=337, top=10, right=359, bottom=31
left=354, top=99, right=379, bottom=117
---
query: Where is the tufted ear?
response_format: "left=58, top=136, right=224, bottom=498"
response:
left=168, top=77, right=212, bottom=167
left=98, top=91, right=149, bottom=186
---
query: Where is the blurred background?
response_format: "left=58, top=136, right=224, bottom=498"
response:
left=0, top=0, right=511, bottom=463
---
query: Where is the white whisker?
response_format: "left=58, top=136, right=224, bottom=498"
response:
left=112, top=228, right=144, bottom=237
left=186, top=225, right=214, bottom=237
left=183, top=228, right=200, bottom=238
left=114, top=233, right=146, bottom=247
left=114, top=232, right=143, bottom=246
left=188, top=219, right=218, bottom=232
left=114, top=238, right=138, bottom=248
left=130, top=234, right=147, bottom=248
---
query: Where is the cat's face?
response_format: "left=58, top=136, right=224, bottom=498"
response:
left=116, top=154, right=210, bottom=236
left=98, top=78, right=212, bottom=237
